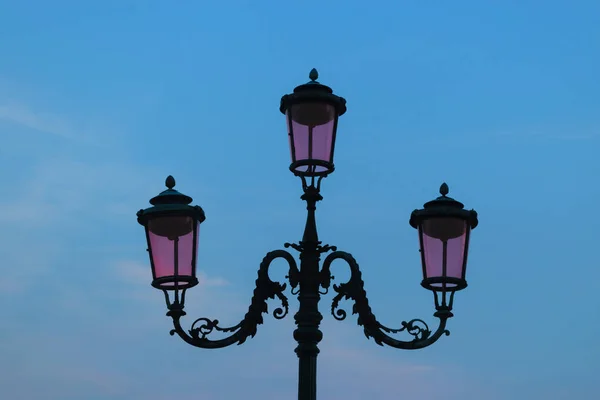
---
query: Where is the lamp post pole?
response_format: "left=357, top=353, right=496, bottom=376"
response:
left=294, top=185, right=324, bottom=400
left=135, top=70, right=479, bottom=400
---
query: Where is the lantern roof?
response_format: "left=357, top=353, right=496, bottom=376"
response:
left=137, top=176, right=205, bottom=226
left=292, top=68, right=334, bottom=94
left=410, top=183, right=478, bottom=229
left=423, top=183, right=465, bottom=209
left=280, top=68, right=347, bottom=116
left=150, top=175, right=193, bottom=205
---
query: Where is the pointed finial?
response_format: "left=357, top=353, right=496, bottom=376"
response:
left=439, top=182, right=449, bottom=196
left=165, top=175, right=176, bottom=189
left=309, top=68, right=319, bottom=81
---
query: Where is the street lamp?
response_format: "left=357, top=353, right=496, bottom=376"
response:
left=136, top=69, right=479, bottom=400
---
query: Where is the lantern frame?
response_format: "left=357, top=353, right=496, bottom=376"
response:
left=280, top=68, right=347, bottom=177
left=136, top=175, right=206, bottom=291
left=409, top=183, right=478, bottom=293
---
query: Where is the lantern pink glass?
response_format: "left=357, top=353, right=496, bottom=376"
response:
left=419, top=218, right=470, bottom=291
left=286, top=104, right=337, bottom=176
left=146, top=216, right=200, bottom=290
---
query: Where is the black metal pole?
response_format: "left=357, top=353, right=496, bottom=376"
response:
left=294, top=185, right=324, bottom=400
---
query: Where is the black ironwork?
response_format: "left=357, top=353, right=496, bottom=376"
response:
left=138, top=70, right=478, bottom=400
left=154, top=177, right=470, bottom=400
left=322, top=251, right=452, bottom=350
left=167, top=249, right=295, bottom=349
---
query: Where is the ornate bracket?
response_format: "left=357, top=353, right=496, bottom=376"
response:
left=321, top=251, right=453, bottom=350
left=167, top=249, right=299, bottom=349
left=285, top=241, right=336, bottom=295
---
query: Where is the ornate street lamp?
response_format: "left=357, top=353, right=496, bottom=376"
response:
left=136, top=69, right=479, bottom=400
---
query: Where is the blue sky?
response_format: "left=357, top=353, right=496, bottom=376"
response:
left=0, top=1, right=599, bottom=399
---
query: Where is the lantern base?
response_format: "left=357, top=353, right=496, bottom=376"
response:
left=421, top=277, right=467, bottom=292
left=290, top=159, right=334, bottom=177
left=152, top=276, right=199, bottom=290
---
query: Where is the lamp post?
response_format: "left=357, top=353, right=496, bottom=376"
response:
left=136, top=69, right=479, bottom=400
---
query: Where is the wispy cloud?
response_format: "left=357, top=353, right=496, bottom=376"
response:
left=323, top=345, right=435, bottom=373
left=407, top=125, right=600, bottom=149
left=317, top=343, right=468, bottom=400
left=0, top=102, right=78, bottom=139
left=38, top=365, right=130, bottom=397
left=0, top=155, right=162, bottom=297
left=0, top=158, right=158, bottom=226
left=491, top=128, right=600, bottom=141
left=0, top=276, right=26, bottom=294
left=114, top=259, right=230, bottom=288
left=0, top=100, right=122, bottom=148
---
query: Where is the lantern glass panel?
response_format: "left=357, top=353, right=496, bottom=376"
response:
left=148, top=216, right=198, bottom=286
left=287, top=103, right=336, bottom=174
left=421, top=218, right=468, bottom=289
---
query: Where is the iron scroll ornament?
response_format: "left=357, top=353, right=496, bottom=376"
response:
left=167, top=250, right=299, bottom=349
left=321, top=251, right=452, bottom=350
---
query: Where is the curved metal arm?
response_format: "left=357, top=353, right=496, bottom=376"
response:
left=167, top=250, right=299, bottom=349
left=321, top=251, right=453, bottom=350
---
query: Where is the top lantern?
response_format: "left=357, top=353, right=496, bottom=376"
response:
left=280, top=68, right=347, bottom=177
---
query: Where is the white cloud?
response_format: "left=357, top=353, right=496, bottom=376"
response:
left=0, top=276, right=26, bottom=294
left=323, top=345, right=435, bottom=373
left=0, top=151, right=162, bottom=296
left=198, top=272, right=229, bottom=287
left=0, top=100, right=123, bottom=148
left=491, top=128, right=600, bottom=141
left=0, top=102, right=76, bottom=139
left=407, top=126, right=600, bottom=149
left=113, top=259, right=230, bottom=288
left=0, top=158, right=158, bottom=226
left=316, top=343, right=468, bottom=400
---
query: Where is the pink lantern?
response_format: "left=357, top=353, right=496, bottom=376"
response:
left=280, top=69, right=347, bottom=177
left=410, top=183, right=478, bottom=293
left=137, top=176, right=205, bottom=292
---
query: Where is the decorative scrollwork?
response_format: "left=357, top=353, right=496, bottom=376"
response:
left=285, top=241, right=335, bottom=296
left=380, top=319, right=431, bottom=342
left=323, top=251, right=452, bottom=350
left=189, top=318, right=240, bottom=339
left=284, top=242, right=303, bottom=252
left=331, top=281, right=434, bottom=343
left=317, top=244, right=337, bottom=253
left=167, top=249, right=299, bottom=349
left=284, top=242, right=337, bottom=255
